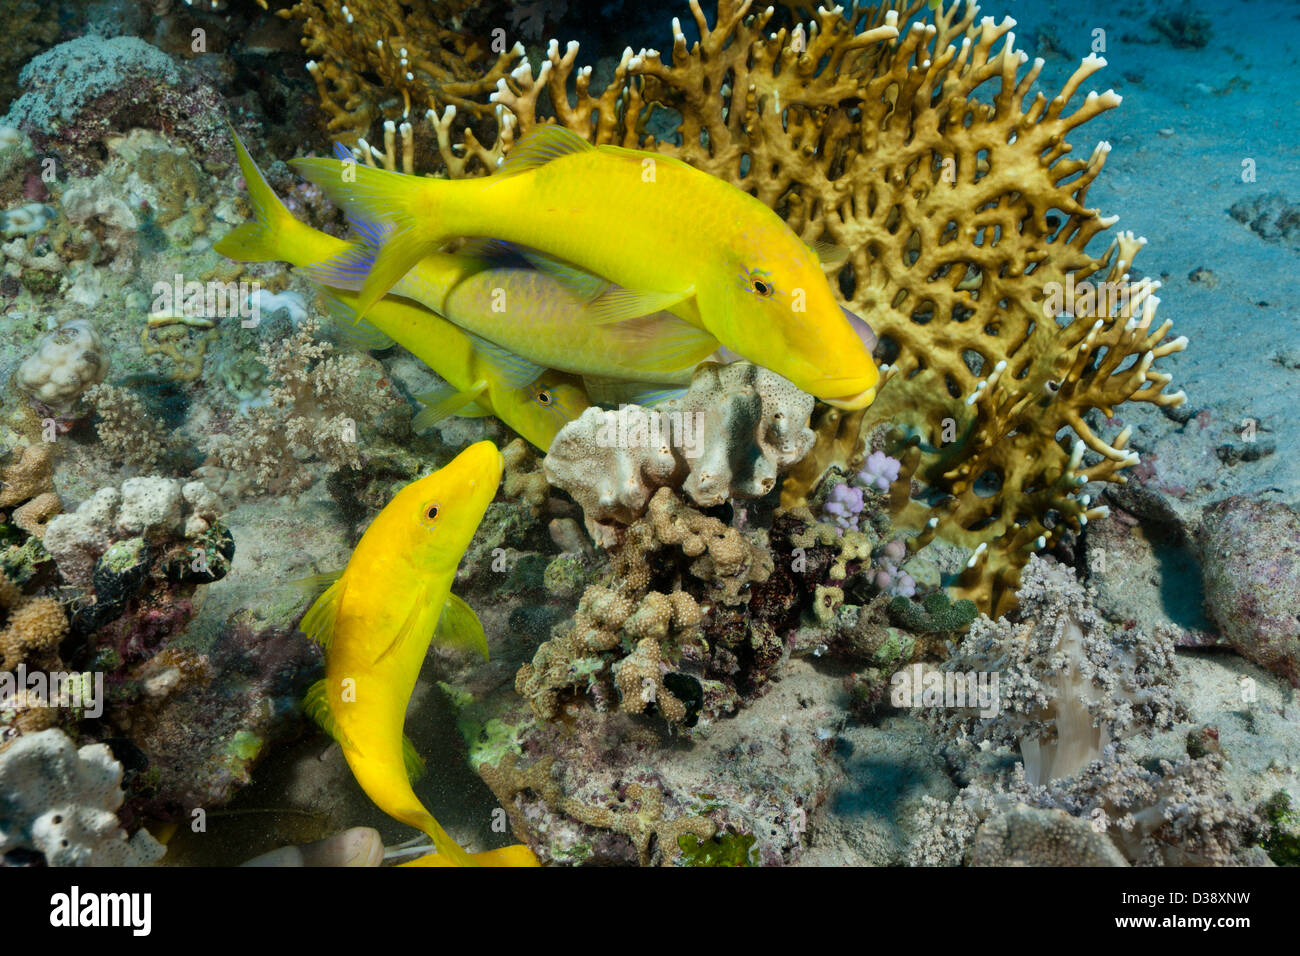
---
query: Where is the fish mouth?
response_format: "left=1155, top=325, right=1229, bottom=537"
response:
left=822, top=385, right=877, bottom=411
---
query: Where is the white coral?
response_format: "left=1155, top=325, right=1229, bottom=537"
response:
left=0, top=729, right=164, bottom=866
left=14, top=319, right=108, bottom=411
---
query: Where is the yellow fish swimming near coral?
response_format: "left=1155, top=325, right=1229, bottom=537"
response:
left=215, top=133, right=588, bottom=451
left=300, top=441, right=538, bottom=867
left=292, top=126, right=880, bottom=410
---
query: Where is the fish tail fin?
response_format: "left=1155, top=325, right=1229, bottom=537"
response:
left=215, top=131, right=299, bottom=263
left=290, top=157, right=445, bottom=318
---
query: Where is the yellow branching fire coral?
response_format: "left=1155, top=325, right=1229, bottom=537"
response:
left=295, top=0, right=1187, bottom=615
left=278, top=0, right=524, bottom=149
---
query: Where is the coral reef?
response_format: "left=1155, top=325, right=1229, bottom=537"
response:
left=545, top=362, right=814, bottom=545
left=931, top=556, right=1179, bottom=786
left=0, top=728, right=164, bottom=866
left=355, top=0, right=1187, bottom=616
left=277, top=0, right=523, bottom=150
left=3, top=35, right=230, bottom=176
left=1196, top=496, right=1300, bottom=687
left=14, top=320, right=108, bottom=414
left=201, top=316, right=403, bottom=497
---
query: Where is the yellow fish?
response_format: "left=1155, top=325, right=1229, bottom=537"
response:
left=214, top=134, right=588, bottom=451
left=302, top=231, right=719, bottom=389
left=291, top=126, right=880, bottom=410
left=299, top=441, right=539, bottom=867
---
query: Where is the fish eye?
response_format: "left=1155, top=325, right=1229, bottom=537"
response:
left=421, top=502, right=440, bottom=526
left=752, top=278, right=773, bottom=297
left=535, top=389, right=553, bottom=407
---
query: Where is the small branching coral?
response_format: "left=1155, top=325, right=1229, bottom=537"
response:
left=202, top=316, right=397, bottom=497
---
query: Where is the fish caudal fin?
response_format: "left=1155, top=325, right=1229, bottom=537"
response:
left=290, top=157, right=441, bottom=319
left=215, top=131, right=297, bottom=263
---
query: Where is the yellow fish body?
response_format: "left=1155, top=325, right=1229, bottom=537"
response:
left=292, top=127, right=880, bottom=410
left=300, top=441, right=538, bottom=867
left=303, top=237, right=719, bottom=388
left=214, top=135, right=587, bottom=451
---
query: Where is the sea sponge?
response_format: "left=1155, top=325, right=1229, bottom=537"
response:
left=14, top=320, right=109, bottom=413
left=545, top=362, right=815, bottom=545
left=0, top=728, right=165, bottom=865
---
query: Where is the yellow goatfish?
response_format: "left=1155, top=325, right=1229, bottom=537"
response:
left=214, top=134, right=588, bottom=451
left=302, top=230, right=719, bottom=389
left=299, top=441, right=539, bottom=867
left=291, top=126, right=880, bottom=410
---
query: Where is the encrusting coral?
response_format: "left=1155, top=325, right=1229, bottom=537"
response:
left=305, top=0, right=1187, bottom=617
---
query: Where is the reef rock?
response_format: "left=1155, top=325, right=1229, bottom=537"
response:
left=544, top=362, right=815, bottom=545
left=1197, top=496, right=1300, bottom=687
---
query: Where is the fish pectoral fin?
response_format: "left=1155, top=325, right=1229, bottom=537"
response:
left=809, top=239, right=849, bottom=268
left=467, top=333, right=545, bottom=389
left=585, top=286, right=696, bottom=326
left=436, top=593, right=489, bottom=661
left=583, top=376, right=688, bottom=407
left=302, top=678, right=356, bottom=751
left=298, top=574, right=348, bottom=648
left=373, top=581, right=440, bottom=665
left=412, top=382, right=490, bottom=432
left=313, top=286, right=397, bottom=351
left=402, top=734, right=427, bottom=783
left=495, top=125, right=594, bottom=179
left=603, top=313, right=719, bottom=375
left=510, top=245, right=609, bottom=302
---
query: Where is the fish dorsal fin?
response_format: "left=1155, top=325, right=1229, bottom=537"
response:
left=298, top=573, right=347, bottom=648
left=810, top=239, right=849, bottom=268
left=495, top=125, right=593, bottom=178
left=312, top=286, right=396, bottom=350
left=510, top=245, right=609, bottom=303
left=435, top=593, right=489, bottom=661
left=467, top=332, right=545, bottom=388
left=602, top=313, right=717, bottom=376
left=412, top=381, right=490, bottom=431
left=586, top=286, right=697, bottom=326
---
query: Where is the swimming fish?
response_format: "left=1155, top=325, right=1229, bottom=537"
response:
left=301, top=230, right=720, bottom=387
left=299, top=441, right=539, bottom=867
left=214, top=133, right=587, bottom=451
left=291, top=126, right=880, bottom=410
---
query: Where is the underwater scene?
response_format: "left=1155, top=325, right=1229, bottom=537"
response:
left=0, top=0, right=1297, bottom=883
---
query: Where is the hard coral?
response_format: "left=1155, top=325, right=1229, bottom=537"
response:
left=278, top=0, right=523, bottom=151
